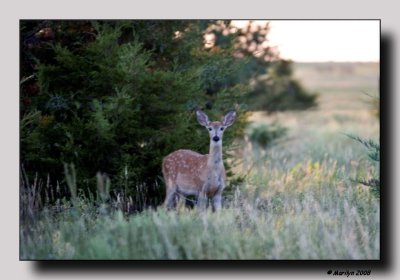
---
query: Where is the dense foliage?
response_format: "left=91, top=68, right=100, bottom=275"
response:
left=21, top=21, right=244, bottom=196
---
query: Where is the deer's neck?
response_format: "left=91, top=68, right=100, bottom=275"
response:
left=208, top=143, right=223, bottom=167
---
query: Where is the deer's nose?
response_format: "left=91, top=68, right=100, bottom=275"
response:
left=212, top=136, right=220, bottom=142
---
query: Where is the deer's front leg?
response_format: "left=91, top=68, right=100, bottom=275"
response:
left=212, top=181, right=224, bottom=212
left=197, top=183, right=209, bottom=211
left=211, top=194, right=222, bottom=212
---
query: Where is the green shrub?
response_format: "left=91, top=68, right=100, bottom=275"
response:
left=248, top=122, right=287, bottom=148
left=248, top=60, right=318, bottom=111
left=347, top=135, right=380, bottom=197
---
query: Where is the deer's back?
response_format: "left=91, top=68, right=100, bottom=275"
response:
left=162, top=149, right=209, bottom=194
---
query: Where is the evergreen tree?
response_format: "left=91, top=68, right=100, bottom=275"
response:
left=20, top=20, right=248, bottom=201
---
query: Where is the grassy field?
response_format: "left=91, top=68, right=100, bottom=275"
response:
left=20, top=62, right=380, bottom=260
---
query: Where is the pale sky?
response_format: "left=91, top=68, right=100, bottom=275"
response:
left=233, top=20, right=380, bottom=62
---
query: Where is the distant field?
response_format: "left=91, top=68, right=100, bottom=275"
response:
left=293, top=62, right=379, bottom=114
left=249, top=62, right=379, bottom=141
left=292, top=62, right=379, bottom=93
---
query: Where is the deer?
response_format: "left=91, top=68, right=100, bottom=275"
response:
left=162, top=110, right=236, bottom=211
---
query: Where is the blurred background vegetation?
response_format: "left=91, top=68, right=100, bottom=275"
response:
left=20, top=20, right=316, bottom=208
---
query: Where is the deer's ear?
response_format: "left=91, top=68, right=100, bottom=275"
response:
left=222, top=111, right=236, bottom=127
left=196, top=110, right=209, bottom=127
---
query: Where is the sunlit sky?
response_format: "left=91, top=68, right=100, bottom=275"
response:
left=233, top=20, right=380, bottom=62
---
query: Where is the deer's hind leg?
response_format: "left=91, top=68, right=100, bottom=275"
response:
left=164, top=180, right=180, bottom=210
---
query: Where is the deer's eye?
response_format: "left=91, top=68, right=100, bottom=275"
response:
left=208, top=127, right=212, bottom=131
left=220, top=127, right=224, bottom=131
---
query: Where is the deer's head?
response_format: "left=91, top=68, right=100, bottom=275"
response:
left=196, top=110, right=236, bottom=145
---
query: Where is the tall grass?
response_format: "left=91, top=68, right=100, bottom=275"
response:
left=20, top=138, right=379, bottom=260
left=20, top=189, right=379, bottom=260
